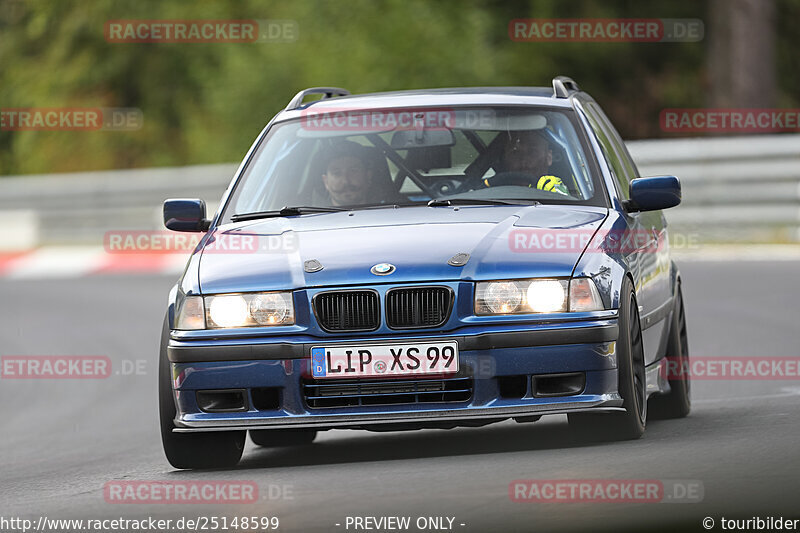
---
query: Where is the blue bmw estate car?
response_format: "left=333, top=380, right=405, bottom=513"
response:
left=159, top=77, right=690, bottom=469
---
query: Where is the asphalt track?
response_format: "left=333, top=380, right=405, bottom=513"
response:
left=1, top=260, right=799, bottom=533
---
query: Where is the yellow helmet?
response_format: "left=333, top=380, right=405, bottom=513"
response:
left=536, top=175, right=569, bottom=195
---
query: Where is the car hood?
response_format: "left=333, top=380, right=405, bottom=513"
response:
left=197, top=205, right=608, bottom=293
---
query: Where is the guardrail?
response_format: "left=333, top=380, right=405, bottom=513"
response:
left=0, top=134, right=798, bottom=249
left=0, top=164, right=237, bottom=249
left=627, top=134, right=800, bottom=243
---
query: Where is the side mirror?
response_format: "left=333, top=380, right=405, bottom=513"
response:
left=163, top=198, right=210, bottom=232
left=624, top=176, right=681, bottom=212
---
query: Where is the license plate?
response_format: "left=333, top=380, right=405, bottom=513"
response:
left=311, top=342, right=459, bottom=379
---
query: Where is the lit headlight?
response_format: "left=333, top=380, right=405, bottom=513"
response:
left=207, top=294, right=249, bottom=328
left=475, top=278, right=603, bottom=315
left=527, top=279, right=568, bottom=313
left=204, top=292, right=295, bottom=328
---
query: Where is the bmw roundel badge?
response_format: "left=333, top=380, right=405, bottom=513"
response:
left=370, top=263, right=396, bottom=275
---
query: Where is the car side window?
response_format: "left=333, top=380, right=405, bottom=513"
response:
left=580, top=102, right=629, bottom=200
left=589, top=103, right=641, bottom=189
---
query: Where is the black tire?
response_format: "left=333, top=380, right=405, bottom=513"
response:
left=250, top=429, right=317, bottom=447
left=569, top=276, right=647, bottom=441
left=648, top=284, right=691, bottom=419
left=159, top=315, right=246, bottom=469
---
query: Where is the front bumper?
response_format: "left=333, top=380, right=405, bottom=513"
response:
left=168, top=320, right=623, bottom=432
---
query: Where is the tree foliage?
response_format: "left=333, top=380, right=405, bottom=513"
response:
left=0, top=0, right=791, bottom=175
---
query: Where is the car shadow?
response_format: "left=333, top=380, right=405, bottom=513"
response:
left=160, top=411, right=701, bottom=474
left=231, top=416, right=637, bottom=471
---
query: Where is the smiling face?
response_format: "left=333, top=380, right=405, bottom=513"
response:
left=322, top=155, right=372, bottom=206
left=502, top=131, right=553, bottom=176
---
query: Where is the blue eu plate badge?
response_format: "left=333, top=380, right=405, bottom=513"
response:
left=312, top=347, right=326, bottom=377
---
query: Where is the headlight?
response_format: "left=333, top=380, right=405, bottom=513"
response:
left=207, top=294, right=249, bottom=328
left=527, top=279, right=567, bottom=313
left=249, top=293, right=293, bottom=325
left=475, top=278, right=603, bottom=315
left=204, top=292, right=295, bottom=328
left=483, top=281, right=523, bottom=314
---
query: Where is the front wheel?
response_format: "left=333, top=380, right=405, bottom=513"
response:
left=569, top=277, right=647, bottom=441
left=159, top=315, right=245, bottom=469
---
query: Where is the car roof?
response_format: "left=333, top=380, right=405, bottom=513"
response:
left=276, top=86, right=577, bottom=121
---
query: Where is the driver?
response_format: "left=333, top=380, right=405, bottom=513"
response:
left=321, top=141, right=377, bottom=206
left=489, top=130, right=570, bottom=196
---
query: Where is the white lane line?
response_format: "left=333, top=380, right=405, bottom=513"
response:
left=673, top=245, right=800, bottom=262
left=693, top=387, right=800, bottom=404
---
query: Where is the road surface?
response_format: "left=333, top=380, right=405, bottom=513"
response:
left=1, top=260, right=798, bottom=532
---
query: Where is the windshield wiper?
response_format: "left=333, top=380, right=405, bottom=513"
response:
left=231, top=205, right=345, bottom=222
left=356, top=202, right=420, bottom=210
left=427, top=198, right=540, bottom=207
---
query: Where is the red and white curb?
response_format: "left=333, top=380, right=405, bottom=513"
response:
left=0, top=247, right=187, bottom=279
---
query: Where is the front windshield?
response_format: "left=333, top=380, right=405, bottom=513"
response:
left=221, top=106, right=606, bottom=222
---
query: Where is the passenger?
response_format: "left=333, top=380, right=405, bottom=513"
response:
left=320, top=141, right=377, bottom=206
